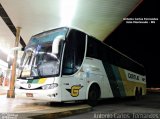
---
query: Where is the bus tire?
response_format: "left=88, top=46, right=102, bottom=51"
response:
left=134, top=88, right=139, bottom=100
left=87, top=84, right=100, bottom=107
left=139, top=88, right=142, bottom=98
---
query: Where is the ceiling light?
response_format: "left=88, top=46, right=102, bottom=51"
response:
left=60, top=0, right=78, bottom=26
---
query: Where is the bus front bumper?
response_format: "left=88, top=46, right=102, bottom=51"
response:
left=15, top=88, right=61, bottom=102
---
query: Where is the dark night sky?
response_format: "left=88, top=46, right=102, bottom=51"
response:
left=104, top=0, right=159, bottom=87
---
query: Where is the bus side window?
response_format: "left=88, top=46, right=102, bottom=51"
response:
left=62, top=30, right=85, bottom=75
left=87, top=36, right=98, bottom=59
left=62, top=31, right=75, bottom=75
left=75, top=31, right=85, bottom=68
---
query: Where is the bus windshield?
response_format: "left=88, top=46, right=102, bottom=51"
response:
left=18, top=28, right=68, bottom=79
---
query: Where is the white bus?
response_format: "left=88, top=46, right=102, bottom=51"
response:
left=15, top=27, right=146, bottom=106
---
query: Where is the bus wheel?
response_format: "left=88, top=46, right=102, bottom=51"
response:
left=139, top=88, right=142, bottom=99
left=87, top=85, right=100, bottom=106
left=134, top=88, right=139, bottom=100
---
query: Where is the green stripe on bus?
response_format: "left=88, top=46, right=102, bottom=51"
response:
left=111, top=65, right=126, bottom=97
left=27, top=80, right=33, bottom=83
left=27, top=79, right=39, bottom=83
left=103, top=61, right=121, bottom=97
left=118, top=67, right=132, bottom=96
left=32, top=79, right=39, bottom=83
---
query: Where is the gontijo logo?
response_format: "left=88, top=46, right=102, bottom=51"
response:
left=66, top=85, right=83, bottom=97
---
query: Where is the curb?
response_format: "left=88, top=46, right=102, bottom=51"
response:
left=29, top=105, right=92, bottom=119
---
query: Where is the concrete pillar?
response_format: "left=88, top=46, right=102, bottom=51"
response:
left=7, top=27, right=21, bottom=98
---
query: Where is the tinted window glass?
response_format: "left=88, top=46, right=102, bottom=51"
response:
left=86, top=36, right=144, bottom=75
left=87, top=36, right=99, bottom=59
left=62, top=29, right=85, bottom=75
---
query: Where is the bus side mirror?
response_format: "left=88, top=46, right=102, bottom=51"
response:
left=52, top=36, right=65, bottom=54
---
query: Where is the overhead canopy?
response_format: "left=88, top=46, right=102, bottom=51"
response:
left=0, top=0, right=142, bottom=52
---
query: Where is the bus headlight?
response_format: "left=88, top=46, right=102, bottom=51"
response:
left=42, top=83, right=58, bottom=90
